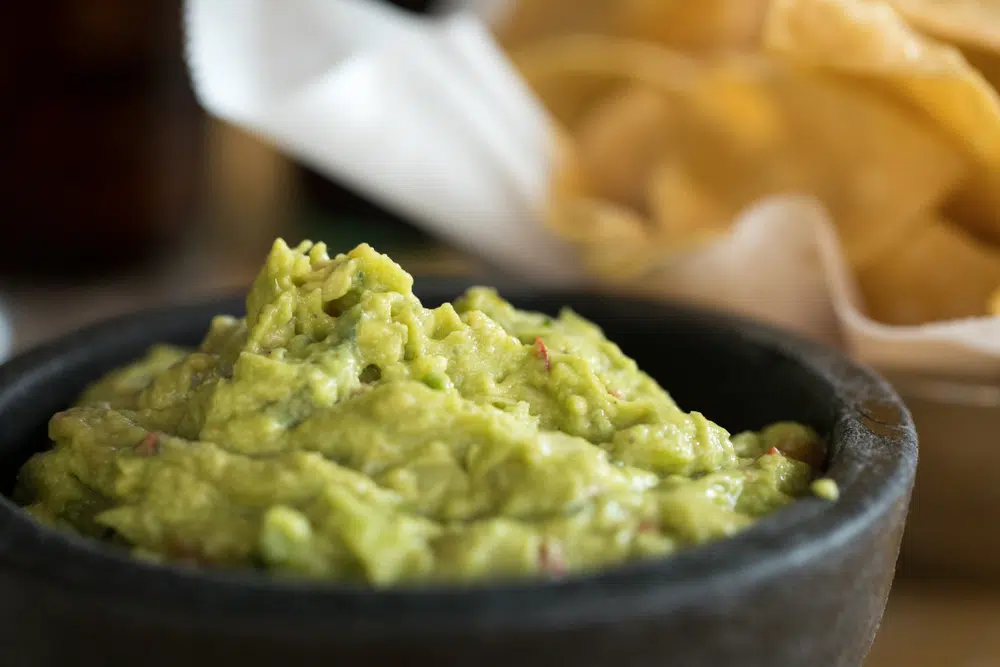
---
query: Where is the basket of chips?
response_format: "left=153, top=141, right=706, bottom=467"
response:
left=494, top=0, right=1000, bottom=579
left=186, top=0, right=1000, bottom=578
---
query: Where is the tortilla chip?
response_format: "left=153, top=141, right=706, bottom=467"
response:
left=646, top=160, right=735, bottom=245
left=689, top=65, right=789, bottom=157
left=943, top=167, right=1000, bottom=244
left=887, top=0, right=1000, bottom=54
left=505, top=0, right=1000, bottom=328
left=940, top=45, right=1000, bottom=245
left=500, top=0, right=770, bottom=53
left=609, top=0, right=771, bottom=52
left=658, top=55, right=965, bottom=266
left=764, top=0, right=1000, bottom=170
left=546, top=126, right=594, bottom=242
left=962, top=42, right=1000, bottom=85
left=529, top=39, right=965, bottom=270
left=550, top=198, right=659, bottom=279
left=575, top=85, right=675, bottom=209
left=858, top=216, right=1000, bottom=325
left=512, top=37, right=699, bottom=98
left=496, top=0, right=615, bottom=51
left=989, top=283, right=1000, bottom=315
left=512, top=36, right=699, bottom=130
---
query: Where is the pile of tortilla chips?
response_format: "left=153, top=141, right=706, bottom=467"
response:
left=496, top=0, right=1000, bottom=326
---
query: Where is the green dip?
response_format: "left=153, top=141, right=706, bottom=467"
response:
left=16, top=240, right=834, bottom=585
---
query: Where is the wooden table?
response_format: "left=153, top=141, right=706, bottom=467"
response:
left=867, top=579, right=1000, bottom=667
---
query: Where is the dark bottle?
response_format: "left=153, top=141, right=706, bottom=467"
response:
left=0, top=1, right=204, bottom=278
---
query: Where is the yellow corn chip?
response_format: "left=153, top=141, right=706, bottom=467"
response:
left=989, top=283, right=1000, bottom=314
left=610, top=0, right=771, bottom=52
left=887, top=0, right=1000, bottom=54
left=510, top=12, right=992, bottom=325
left=530, top=39, right=965, bottom=271
left=646, top=160, right=735, bottom=245
left=943, top=169, right=1000, bottom=245
left=501, top=0, right=770, bottom=53
left=942, top=45, right=1000, bottom=244
left=546, top=126, right=594, bottom=242
left=512, top=37, right=699, bottom=130
left=764, top=0, right=1000, bottom=170
left=497, top=0, right=615, bottom=51
left=550, top=198, right=659, bottom=279
left=649, top=55, right=965, bottom=266
left=859, top=216, right=1000, bottom=324
left=575, top=85, right=675, bottom=209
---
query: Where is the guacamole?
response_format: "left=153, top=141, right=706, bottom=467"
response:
left=16, top=240, right=834, bottom=585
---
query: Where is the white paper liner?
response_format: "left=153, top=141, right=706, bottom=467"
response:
left=185, top=0, right=582, bottom=285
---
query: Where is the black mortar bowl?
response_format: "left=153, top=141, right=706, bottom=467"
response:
left=0, top=282, right=917, bottom=667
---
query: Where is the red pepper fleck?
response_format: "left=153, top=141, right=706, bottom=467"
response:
left=349, top=385, right=373, bottom=399
left=608, top=388, right=622, bottom=399
left=539, top=540, right=566, bottom=576
left=166, top=537, right=210, bottom=566
left=135, top=433, right=159, bottom=457
left=766, top=446, right=781, bottom=456
left=534, top=336, right=550, bottom=372
left=638, top=521, right=656, bottom=533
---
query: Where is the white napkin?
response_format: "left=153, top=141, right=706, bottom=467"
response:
left=642, top=196, right=1000, bottom=378
left=185, top=0, right=581, bottom=286
left=184, top=0, right=1000, bottom=379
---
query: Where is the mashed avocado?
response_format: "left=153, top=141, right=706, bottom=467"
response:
left=16, top=240, right=834, bottom=585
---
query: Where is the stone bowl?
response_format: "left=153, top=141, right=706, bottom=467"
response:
left=0, top=282, right=917, bottom=667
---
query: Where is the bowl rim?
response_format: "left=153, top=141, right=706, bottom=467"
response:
left=0, top=287, right=917, bottom=637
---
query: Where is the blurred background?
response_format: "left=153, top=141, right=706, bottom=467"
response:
left=3, top=2, right=1000, bottom=665
left=1, top=0, right=475, bottom=356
